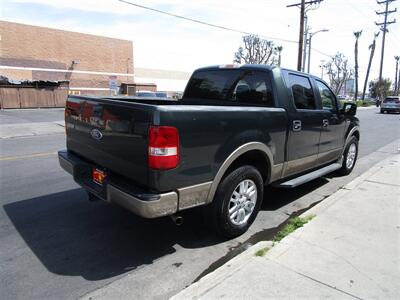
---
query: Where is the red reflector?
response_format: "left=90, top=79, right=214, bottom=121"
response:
left=92, top=168, right=107, bottom=185
left=148, top=126, right=179, bottom=170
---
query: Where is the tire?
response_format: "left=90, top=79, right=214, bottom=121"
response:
left=380, top=110, right=384, bottom=114
left=337, top=136, right=358, bottom=176
left=206, top=165, right=263, bottom=238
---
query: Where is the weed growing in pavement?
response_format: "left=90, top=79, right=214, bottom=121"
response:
left=254, top=247, right=270, bottom=257
left=273, top=214, right=315, bottom=242
left=254, top=214, right=316, bottom=257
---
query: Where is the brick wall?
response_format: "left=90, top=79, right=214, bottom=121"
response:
left=0, top=21, right=134, bottom=94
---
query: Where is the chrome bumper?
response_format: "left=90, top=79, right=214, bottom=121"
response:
left=58, top=150, right=178, bottom=218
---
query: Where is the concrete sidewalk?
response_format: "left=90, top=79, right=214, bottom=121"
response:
left=172, top=153, right=400, bottom=299
left=0, top=121, right=65, bottom=138
left=0, top=108, right=65, bottom=138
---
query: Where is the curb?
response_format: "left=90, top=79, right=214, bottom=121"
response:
left=170, top=241, right=274, bottom=300
left=357, top=106, right=377, bottom=110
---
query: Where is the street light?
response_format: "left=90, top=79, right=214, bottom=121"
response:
left=307, top=29, right=329, bottom=73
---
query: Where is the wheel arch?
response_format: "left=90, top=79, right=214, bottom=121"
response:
left=206, top=142, right=273, bottom=204
left=341, top=126, right=360, bottom=156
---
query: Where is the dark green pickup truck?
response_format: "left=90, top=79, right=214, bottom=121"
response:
left=59, top=64, right=359, bottom=237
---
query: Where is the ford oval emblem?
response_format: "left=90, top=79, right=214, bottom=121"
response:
left=90, top=128, right=103, bottom=140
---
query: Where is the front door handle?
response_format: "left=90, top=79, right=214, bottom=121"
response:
left=322, top=119, right=329, bottom=127
left=293, top=120, right=302, bottom=132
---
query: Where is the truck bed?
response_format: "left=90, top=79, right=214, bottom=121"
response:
left=65, top=95, right=288, bottom=193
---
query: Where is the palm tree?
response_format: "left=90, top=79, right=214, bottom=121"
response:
left=276, top=46, right=283, bottom=66
left=362, top=32, right=379, bottom=100
left=395, top=56, right=400, bottom=94
left=353, top=30, right=362, bottom=101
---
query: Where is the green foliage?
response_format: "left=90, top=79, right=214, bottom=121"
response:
left=255, top=247, right=270, bottom=257
left=356, top=100, right=373, bottom=107
left=369, top=78, right=393, bottom=99
left=273, top=215, right=315, bottom=242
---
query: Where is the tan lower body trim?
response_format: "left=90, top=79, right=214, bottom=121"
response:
left=177, top=182, right=212, bottom=210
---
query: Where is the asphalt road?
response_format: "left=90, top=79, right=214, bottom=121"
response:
left=0, top=107, right=399, bottom=300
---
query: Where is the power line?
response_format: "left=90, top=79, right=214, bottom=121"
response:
left=311, top=48, right=333, bottom=58
left=118, top=0, right=298, bottom=44
left=118, top=0, right=335, bottom=63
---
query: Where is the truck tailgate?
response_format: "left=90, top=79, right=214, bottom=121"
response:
left=65, top=96, right=154, bottom=188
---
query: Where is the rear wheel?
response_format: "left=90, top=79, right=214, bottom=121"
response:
left=206, top=165, right=263, bottom=238
left=337, top=136, right=358, bottom=175
left=380, top=109, right=385, bottom=114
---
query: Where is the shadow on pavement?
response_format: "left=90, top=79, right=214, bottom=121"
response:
left=4, top=177, right=329, bottom=282
left=4, top=189, right=217, bottom=281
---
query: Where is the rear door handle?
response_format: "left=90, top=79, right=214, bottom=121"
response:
left=322, top=119, right=329, bottom=127
left=293, top=120, right=302, bottom=132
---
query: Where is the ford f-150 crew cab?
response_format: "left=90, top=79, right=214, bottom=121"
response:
left=59, top=64, right=360, bottom=238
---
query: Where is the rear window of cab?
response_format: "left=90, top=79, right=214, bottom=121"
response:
left=183, top=69, right=275, bottom=107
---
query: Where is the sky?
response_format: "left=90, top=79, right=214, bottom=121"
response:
left=1, top=0, right=400, bottom=85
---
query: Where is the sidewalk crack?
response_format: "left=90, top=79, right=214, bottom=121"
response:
left=294, top=237, right=388, bottom=294
left=271, top=260, right=363, bottom=299
left=364, top=180, right=400, bottom=187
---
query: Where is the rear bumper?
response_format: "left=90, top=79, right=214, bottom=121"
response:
left=58, top=150, right=178, bottom=218
left=381, top=107, right=400, bottom=112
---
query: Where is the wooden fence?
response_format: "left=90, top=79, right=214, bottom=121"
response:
left=0, top=87, right=68, bottom=109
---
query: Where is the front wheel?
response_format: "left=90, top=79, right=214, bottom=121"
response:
left=206, top=165, right=263, bottom=238
left=337, top=136, right=358, bottom=176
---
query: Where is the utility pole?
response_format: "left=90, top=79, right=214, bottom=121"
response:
left=298, top=0, right=305, bottom=71
left=302, top=15, right=308, bottom=72
left=395, top=56, right=400, bottom=94
left=287, top=0, right=324, bottom=72
left=375, top=0, right=397, bottom=82
left=320, top=60, right=325, bottom=79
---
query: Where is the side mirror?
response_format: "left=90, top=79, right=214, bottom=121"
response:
left=341, top=102, right=357, bottom=116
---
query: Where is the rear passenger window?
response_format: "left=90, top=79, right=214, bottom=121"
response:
left=288, top=74, right=316, bottom=110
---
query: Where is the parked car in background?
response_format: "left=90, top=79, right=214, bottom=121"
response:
left=155, top=91, right=169, bottom=99
left=136, top=90, right=157, bottom=98
left=380, top=96, right=400, bottom=113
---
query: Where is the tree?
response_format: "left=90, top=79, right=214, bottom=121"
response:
left=369, top=78, right=392, bottom=100
left=325, top=53, right=354, bottom=95
left=276, top=46, right=283, bottom=66
left=362, top=32, right=379, bottom=100
left=234, top=35, right=278, bottom=65
left=353, top=30, right=362, bottom=100
left=394, top=56, right=399, bottom=94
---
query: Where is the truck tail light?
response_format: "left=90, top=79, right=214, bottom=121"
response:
left=148, top=126, right=179, bottom=170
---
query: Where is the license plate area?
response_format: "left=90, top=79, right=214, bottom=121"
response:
left=92, top=168, right=107, bottom=185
